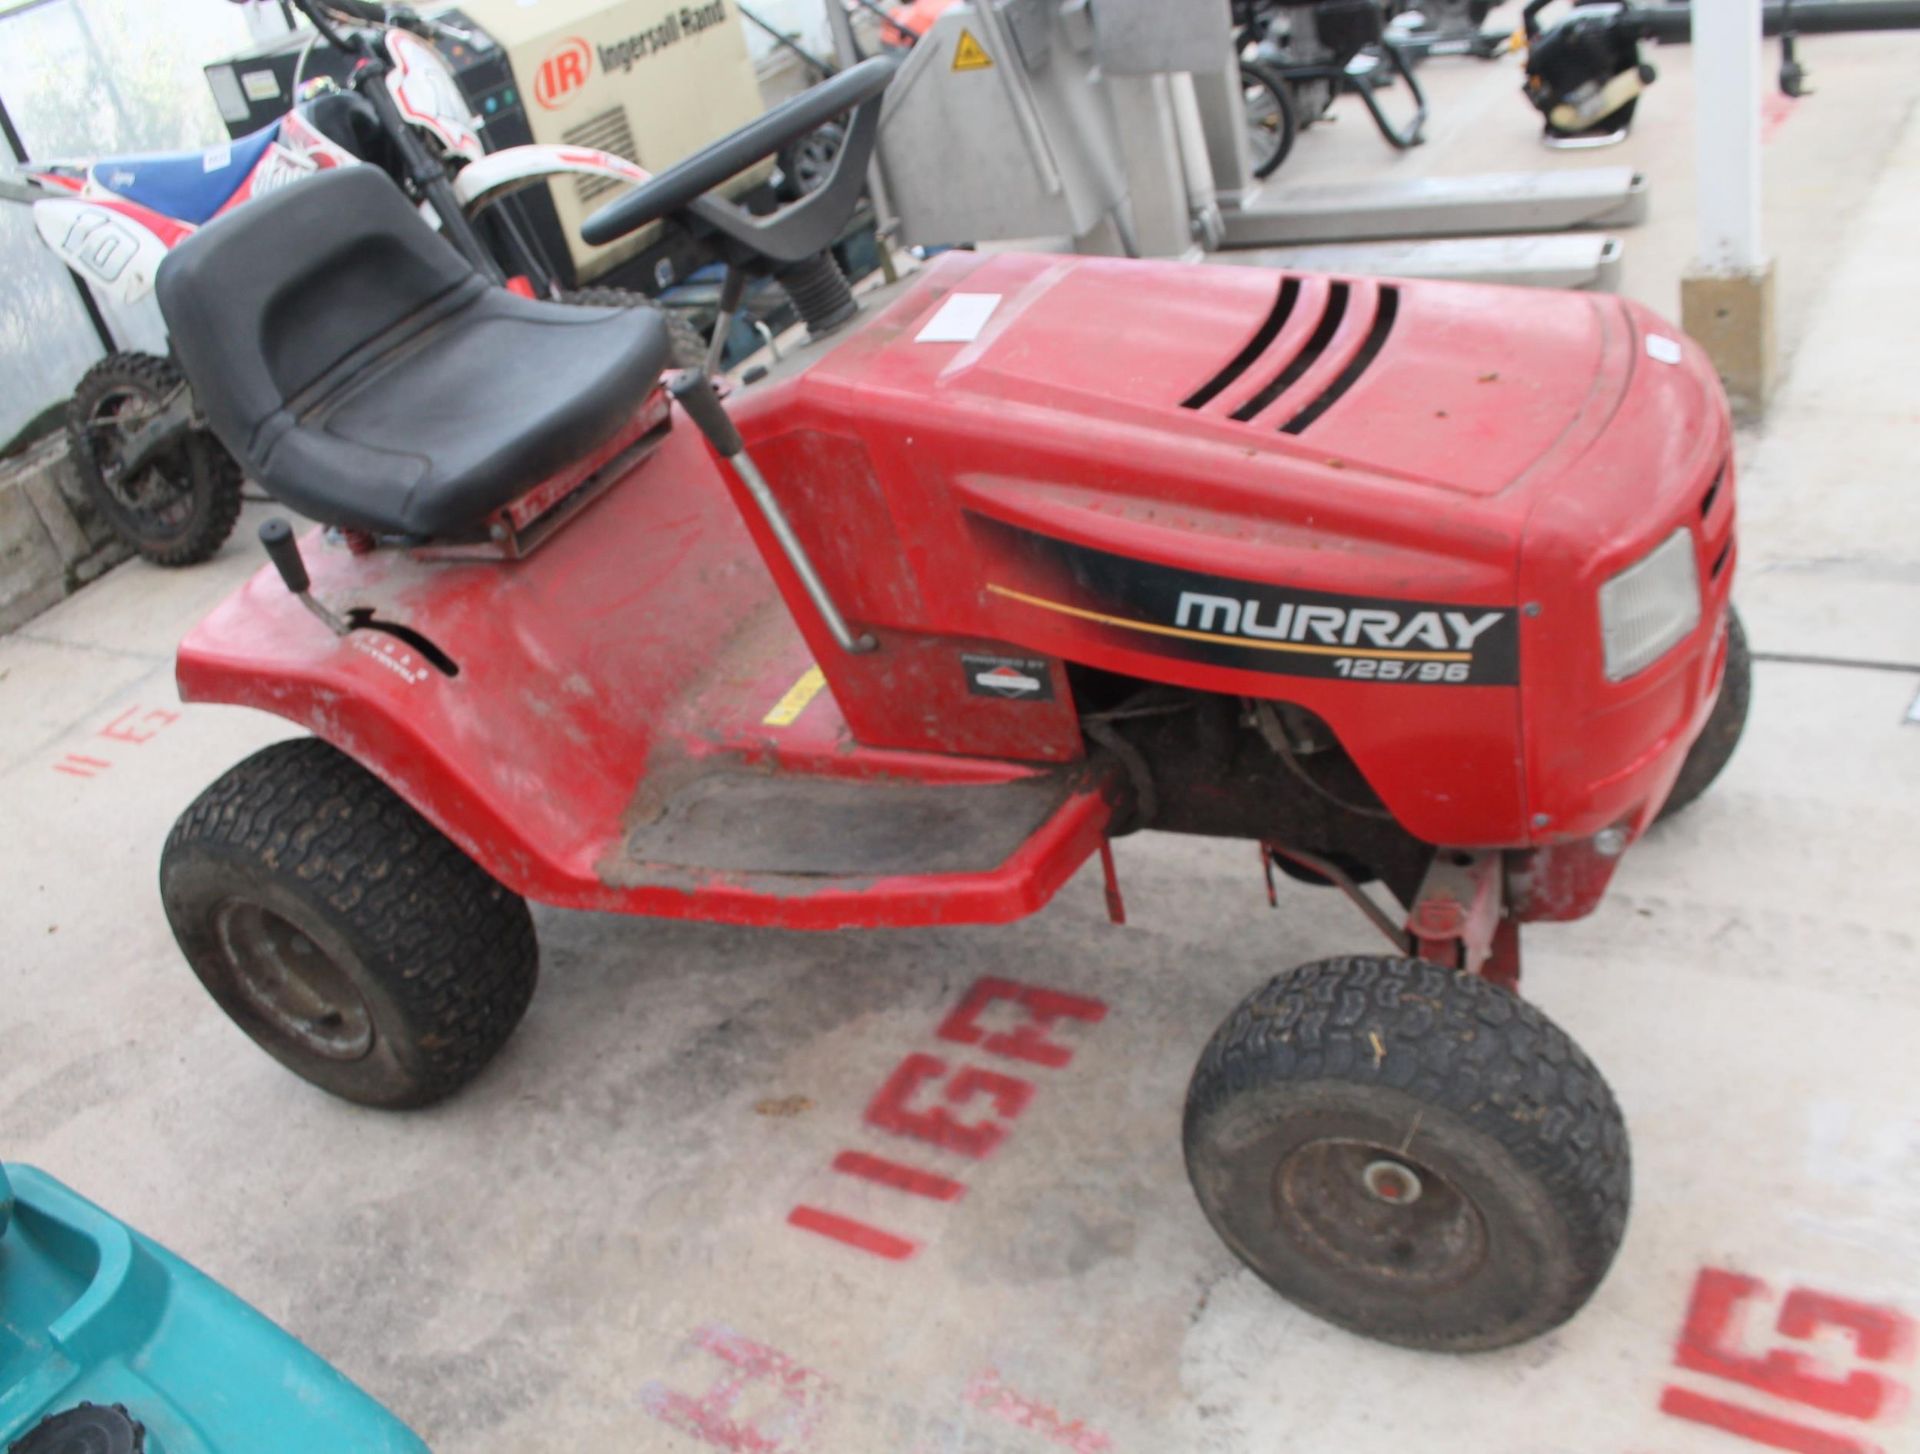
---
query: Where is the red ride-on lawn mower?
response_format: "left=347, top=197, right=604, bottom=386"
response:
left=153, top=56, right=1745, bottom=1352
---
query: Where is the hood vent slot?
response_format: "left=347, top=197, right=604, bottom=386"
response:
left=1231, top=281, right=1350, bottom=422
left=1181, top=279, right=1399, bottom=431
left=1280, top=285, right=1399, bottom=434
left=1182, top=277, right=1301, bottom=410
left=1699, top=463, right=1725, bottom=518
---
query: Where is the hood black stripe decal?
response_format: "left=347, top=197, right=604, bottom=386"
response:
left=1181, top=277, right=1300, bottom=410
left=1232, top=280, right=1350, bottom=422
left=1281, top=285, right=1399, bottom=435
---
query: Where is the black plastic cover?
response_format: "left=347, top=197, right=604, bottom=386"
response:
left=9, top=1403, right=144, bottom=1454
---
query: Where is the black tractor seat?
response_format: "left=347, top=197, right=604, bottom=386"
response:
left=155, top=166, right=670, bottom=539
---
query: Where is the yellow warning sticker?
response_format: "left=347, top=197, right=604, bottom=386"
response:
left=762, top=665, right=826, bottom=727
left=952, top=28, right=993, bottom=71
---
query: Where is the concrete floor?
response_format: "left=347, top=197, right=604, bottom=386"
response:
left=6, top=21, right=1920, bottom=1454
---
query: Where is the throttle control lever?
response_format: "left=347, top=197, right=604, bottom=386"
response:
left=260, top=518, right=348, bottom=636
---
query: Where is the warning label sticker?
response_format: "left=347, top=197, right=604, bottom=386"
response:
left=952, top=28, right=993, bottom=71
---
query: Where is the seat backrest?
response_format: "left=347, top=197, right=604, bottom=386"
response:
left=156, top=166, right=483, bottom=469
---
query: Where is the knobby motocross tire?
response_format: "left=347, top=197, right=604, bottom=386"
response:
left=1655, top=607, right=1750, bottom=822
left=160, top=738, right=538, bottom=1109
left=1184, top=956, right=1630, bottom=1351
left=560, top=287, right=708, bottom=370
left=66, top=352, right=241, bottom=566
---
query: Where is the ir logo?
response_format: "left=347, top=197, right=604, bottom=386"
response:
left=535, top=36, right=593, bottom=110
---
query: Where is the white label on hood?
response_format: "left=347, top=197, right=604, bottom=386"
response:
left=917, top=293, right=1001, bottom=344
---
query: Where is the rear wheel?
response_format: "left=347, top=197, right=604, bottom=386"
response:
left=560, top=287, right=707, bottom=370
left=66, top=352, right=241, bottom=566
left=160, top=738, right=538, bottom=1108
left=1184, top=956, right=1629, bottom=1350
left=1656, top=607, right=1750, bottom=822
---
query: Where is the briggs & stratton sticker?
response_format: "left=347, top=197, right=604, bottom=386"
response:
left=962, top=654, right=1056, bottom=701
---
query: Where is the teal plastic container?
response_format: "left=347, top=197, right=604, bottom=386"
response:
left=1, top=1163, right=429, bottom=1453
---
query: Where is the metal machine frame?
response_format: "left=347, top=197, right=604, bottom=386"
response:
left=844, top=0, right=1644, bottom=290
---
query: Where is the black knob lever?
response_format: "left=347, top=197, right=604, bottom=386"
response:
left=260, top=517, right=310, bottom=596
left=259, top=517, right=348, bottom=636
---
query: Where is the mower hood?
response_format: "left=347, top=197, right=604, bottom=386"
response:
left=813, top=251, right=1671, bottom=504
left=730, top=251, right=1729, bottom=846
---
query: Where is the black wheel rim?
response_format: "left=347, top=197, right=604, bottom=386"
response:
left=214, top=901, right=375, bottom=1061
left=1274, top=1137, right=1488, bottom=1292
left=789, top=127, right=844, bottom=195
left=82, top=384, right=196, bottom=535
left=1244, top=82, right=1287, bottom=170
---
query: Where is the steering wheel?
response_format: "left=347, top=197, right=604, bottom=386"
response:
left=581, top=55, right=899, bottom=261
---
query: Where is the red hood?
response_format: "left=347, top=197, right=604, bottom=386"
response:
left=832, top=251, right=1648, bottom=502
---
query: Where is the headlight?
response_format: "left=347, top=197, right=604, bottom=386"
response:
left=1598, top=527, right=1701, bottom=680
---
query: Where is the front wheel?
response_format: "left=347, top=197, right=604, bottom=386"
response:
left=160, top=738, right=538, bottom=1108
left=66, top=352, right=241, bottom=566
left=1184, top=956, right=1630, bottom=1351
left=1655, top=607, right=1750, bottom=822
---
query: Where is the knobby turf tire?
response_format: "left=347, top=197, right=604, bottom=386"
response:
left=1656, top=607, right=1750, bottom=822
left=66, top=352, right=241, bottom=566
left=560, top=287, right=708, bottom=370
left=1183, top=955, right=1630, bottom=1351
left=160, top=738, right=538, bottom=1108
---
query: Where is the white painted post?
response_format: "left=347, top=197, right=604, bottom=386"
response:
left=1691, top=0, right=1765, bottom=272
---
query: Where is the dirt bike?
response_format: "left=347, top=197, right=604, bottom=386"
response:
left=2, top=0, right=693, bottom=566
left=151, top=53, right=1749, bottom=1352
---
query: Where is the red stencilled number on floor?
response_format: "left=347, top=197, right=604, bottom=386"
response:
left=1678, top=1271, right=1914, bottom=1420
left=830, top=1150, right=965, bottom=1202
left=964, top=1368, right=1112, bottom=1454
left=51, top=754, right=112, bottom=779
left=639, top=1323, right=833, bottom=1452
left=863, top=1052, right=1035, bottom=1158
left=936, top=975, right=1108, bottom=1069
left=788, top=975, right=1108, bottom=1263
left=1660, top=1268, right=1916, bottom=1454
left=99, top=706, right=179, bottom=745
left=51, top=706, right=181, bottom=779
